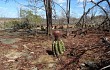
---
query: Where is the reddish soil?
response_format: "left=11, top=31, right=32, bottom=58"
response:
left=0, top=31, right=110, bottom=70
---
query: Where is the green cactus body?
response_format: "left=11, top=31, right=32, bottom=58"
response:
left=60, top=40, right=65, bottom=52
left=55, top=41, right=59, bottom=56
left=52, top=41, right=56, bottom=56
left=52, top=40, right=65, bottom=57
left=58, top=40, right=63, bottom=54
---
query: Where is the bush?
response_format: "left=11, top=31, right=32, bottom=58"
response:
left=12, top=19, right=34, bottom=31
left=4, top=20, right=20, bottom=29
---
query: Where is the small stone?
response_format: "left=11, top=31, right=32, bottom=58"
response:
left=30, top=52, right=34, bottom=54
left=48, top=63, right=54, bottom=68
left=5, top=50, right=22, bottom=60
left=32, top=67, right=38, bottom=70
left=7, top=59, right=15, bottom=62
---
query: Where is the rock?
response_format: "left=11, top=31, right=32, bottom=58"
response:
left=7, top=59, right=15, bottom=62
left=48, top=63, right=54, bottom=68
left=30, top=52, right=34, bottom=54
left=80, top=61, right=99, bottom=70
left=5, top=50, right=22, bottom=60
left=31, top=67, right=38, bottom=70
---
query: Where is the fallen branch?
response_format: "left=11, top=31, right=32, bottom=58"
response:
left=100, top=65, right=110, bottom=70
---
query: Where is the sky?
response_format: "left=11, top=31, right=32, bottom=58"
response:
left=0, top=0, right=109, bottom=18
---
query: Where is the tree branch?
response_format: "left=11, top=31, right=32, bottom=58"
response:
left=100, top=65, right=110, bottom=70
left=91, top=0, right=108, bottom=17
left=77, top=0, right=105, bottom=24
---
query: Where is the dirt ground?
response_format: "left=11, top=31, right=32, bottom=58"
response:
left=0, top=30, right=110, bottom=70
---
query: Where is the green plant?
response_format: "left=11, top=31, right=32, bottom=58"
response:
left=52, top=40, right=65, bottom=57
left=52, top=30, right=65, bottom=57
left=4, top=20, right=20, bottom=29
left=20, top=9, right=42, bottom=24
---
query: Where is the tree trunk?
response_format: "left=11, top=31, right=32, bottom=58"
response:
left=66, top=0, right=71, bottom=36
left=44, top=0, right=52, bottom=36
left=47, top=0, right=52, bottom=36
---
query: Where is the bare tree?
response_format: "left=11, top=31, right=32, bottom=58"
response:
left=82, top=0, right=87, bottom=26
left=77, top=0, right=110, bottom=29
left=43, top=0, right=52, bottom=36
left=66, top=0, right=71, bottom=36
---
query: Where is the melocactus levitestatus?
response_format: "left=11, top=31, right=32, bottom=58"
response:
left=52, top=30, right=65, bottom=57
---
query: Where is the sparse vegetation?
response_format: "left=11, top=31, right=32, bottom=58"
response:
left=0, top=0, right=110, bottom=70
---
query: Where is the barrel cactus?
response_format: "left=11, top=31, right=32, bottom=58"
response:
left=52, top=30, right=65, bottom=57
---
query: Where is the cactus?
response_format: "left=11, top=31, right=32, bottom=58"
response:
left=52, top=40, right=65, bottom=57
left=52, top=30, right=65, bottom=57
left=59, top=40, right=65, bottom=53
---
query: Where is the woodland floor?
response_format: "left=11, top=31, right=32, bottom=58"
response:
left=0, top=30, right=110, bottom=70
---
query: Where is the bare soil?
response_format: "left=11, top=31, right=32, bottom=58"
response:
left=0, top=30, right=110, bottom=70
